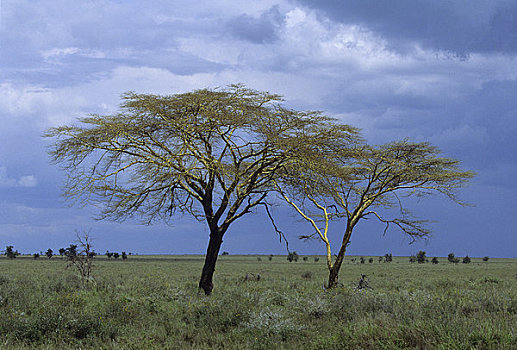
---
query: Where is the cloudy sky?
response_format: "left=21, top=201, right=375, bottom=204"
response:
left=1, top=0, right=516, bottom=257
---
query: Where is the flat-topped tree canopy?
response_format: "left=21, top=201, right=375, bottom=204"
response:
left=46, top=84, right=361, bottom=295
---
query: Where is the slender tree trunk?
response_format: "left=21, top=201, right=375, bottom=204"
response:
left=198, top=228, right=224, bottom=295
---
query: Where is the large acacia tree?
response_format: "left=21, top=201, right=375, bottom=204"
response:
left=275, top=140, right=474, bottom=288
left=46, top=85, right=358, bottom=295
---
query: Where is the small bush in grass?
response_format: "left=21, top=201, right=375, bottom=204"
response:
left=301, top=271, right=313, bottom=280
left=305, top=295, right=329, bottom=319
left=113, top=252, right=120, bottom=259
left=33, top=253, right=40, bottom=259
left=268, top=254, right=273, bottom=261
left=483, top=256, right=489, bottom=262
left=221, top=251, right=229, bottom=256
left=303, top=256, right=308, bottom=262
left=409, top=255, right=416, bottom=263
left=360, top=257, right=365, bottom=264
left=368, top=258, right=373, bottom=263
left=431, top=257, right=439, bottom=264
left=121, top=251, right=127, bottom=260
left=463, top=255, right=471, bottom=264
left=257, top=257, right=262, bottom=262
left=314, top=257, right=319, bottom=262
left=45, top=248, right=53, bottom=259
left=244, top=308, right=302, bottom=337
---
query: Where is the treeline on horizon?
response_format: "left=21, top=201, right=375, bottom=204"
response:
left=2, top=245, right=494, bottom=263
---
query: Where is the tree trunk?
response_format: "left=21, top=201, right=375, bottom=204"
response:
left=327, top=256, right=344, bottom=288
left=198, top=228, right=224, bottom=295
left=328, top=265, right=341, bottom=288
left=327, top=223, right=355, bottom=289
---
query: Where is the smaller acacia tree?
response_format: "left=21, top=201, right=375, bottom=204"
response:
left=276, top=140, right=474, bottom=288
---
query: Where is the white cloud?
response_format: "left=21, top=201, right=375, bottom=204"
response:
left=0, top=167, right=37, bottom=188
left=41, top=47, right=106, bottom=62
left=18, top=175, right=38, bottom=187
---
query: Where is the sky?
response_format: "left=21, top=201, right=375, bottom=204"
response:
left=0, top=0, right=516, bottom=257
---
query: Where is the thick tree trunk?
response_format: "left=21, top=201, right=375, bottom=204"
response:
left=327, top=256, right=344, bottom=288
left=327, top=222, right=355, bottom=289
left=198, top=228, right=224, bottom=295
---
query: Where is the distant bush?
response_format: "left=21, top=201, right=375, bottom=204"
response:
left=121, top=252, right=127, bottom=260
left=45, top=248, right=53, bottom=259
left=5, top=246, right=20, bottom=259
left=268, top=254, right=273, bottom=261
left=368, top=258, right=373, bottom=263
left=221, top=251, right=229, bottom=256
left=416, top=251, right=427, bottom=264
left=287, top=251, right=299, bottom=262
left=302, top=256, right=308, bottom=262
left=463, top=255, right=471, bottom=264
left=360, top=257, right=365, bottom=264
left=431, top=257, right=439, bottom=264
left=113, top=252, right=120, bottom=259
left=448, top=253, right=460, bottom=264
left=409, top=255, right=416, bottom=263
left=33, top=253, right=40, bottom=259
left=257, top=257, right=262, bottom=262
left=65, top=244, right=78, bottom=258
left=314, top=257, right=319, bottom=262
left=483, top=256, right=489, bottom=262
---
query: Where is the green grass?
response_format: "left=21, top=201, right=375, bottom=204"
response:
left=0, top=255, right=515, bottom=349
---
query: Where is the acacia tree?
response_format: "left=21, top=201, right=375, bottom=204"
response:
left=46, top=85, right=357, bottom=295
left=276, top=140, right=474, bottom=288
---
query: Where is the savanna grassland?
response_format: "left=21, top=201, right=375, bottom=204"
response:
left=0, top=255, right=515, bottom=349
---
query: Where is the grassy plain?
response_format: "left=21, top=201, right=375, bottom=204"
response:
left=0, top=254, right=515, bottom=349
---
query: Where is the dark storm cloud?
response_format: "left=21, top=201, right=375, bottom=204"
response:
left=295, top=0, right=517, bottom=55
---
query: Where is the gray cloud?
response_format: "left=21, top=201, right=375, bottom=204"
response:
left=295, top=0, right=517, bottom=56
left=226, top=5, right=283, bottom=44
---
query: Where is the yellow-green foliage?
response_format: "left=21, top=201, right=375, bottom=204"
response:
left=0, top=255, right=515, bottom=349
